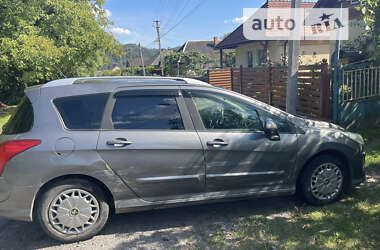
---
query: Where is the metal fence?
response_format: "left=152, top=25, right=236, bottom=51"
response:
left=341, top=66, right=380, bottom=103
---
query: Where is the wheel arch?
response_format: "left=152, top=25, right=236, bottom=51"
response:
left=32, top=174, right=115, bottom=221
left=296, top=149, right=351, bottom=193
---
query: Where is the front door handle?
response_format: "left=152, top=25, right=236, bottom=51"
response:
left=207, top=139, right=228, bottom=147
left=106, top=138, right=133, bottom=147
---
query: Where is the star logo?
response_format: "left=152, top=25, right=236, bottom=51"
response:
left=319, top=13, right=334, bottom=21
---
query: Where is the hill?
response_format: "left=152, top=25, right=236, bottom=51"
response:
left=106, top=44, right=159, bottom=69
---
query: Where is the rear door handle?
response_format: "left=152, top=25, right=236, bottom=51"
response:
left=106, top=138, right=133, bottom=147
left=207, top=139, right=228, bottom=147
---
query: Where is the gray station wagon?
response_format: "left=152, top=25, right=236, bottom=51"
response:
left=0, top=77, right=365, bottom=242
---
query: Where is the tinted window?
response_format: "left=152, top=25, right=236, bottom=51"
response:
left=190, top=91, right=263, bottom=131
left=111, top=95, right=184, bottom=130
left=2, top=96, right=34, bottom=135
left=54, top=93, right=109, bottom=130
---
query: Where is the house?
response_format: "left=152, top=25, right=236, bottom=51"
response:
left=177, top=38, right=220, bottom=60
left=127, top=58, right=144, bottom=68
left=216, top=0, right=332, bottom=68
left=314, top=0, right=373, bottom=63
left=145, top=49, right=173, bottom=67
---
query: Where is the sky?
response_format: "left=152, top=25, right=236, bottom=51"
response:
left=103, top=0, right=266, bottom=49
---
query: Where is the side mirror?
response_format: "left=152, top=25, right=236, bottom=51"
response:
left=264, top=118, right=280, bottom=141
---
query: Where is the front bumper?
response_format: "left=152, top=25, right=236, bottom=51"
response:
left=351, top=151, right=366, bottom=187
left=0, top=177, right=38, bottom=222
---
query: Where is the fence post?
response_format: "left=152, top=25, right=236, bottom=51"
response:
left=320, top=60, right=330, bottom=120
left=268, top=64, right=272, bottom=105
left=230, top=68, right=234, bottom=91
left=240, top=65, right=243, bottom=94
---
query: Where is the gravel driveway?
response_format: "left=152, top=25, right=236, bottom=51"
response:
left=0, top=195, right=297, bottom=249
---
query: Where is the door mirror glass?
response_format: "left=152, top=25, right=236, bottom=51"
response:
left=265, top=118, right=280, bottom=141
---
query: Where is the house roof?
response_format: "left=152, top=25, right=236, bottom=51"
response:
left=314, top=0, right=338, bottom=8
left=177, top=40, right=219, bottom=57
left=146, top=49, right=174, bottom=66
left=216, top=0, right=316, bottom=49
left=314, top=0, right=361, bottom=19
left=127, top=58, right=144, bottom=67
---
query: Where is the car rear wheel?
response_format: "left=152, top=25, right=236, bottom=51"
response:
left=300, top=155, right=346, bottom=205
left=37, top=179, right=109, bottom=243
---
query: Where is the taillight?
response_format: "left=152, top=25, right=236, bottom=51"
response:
left=0, top=140, right=41, bottom=176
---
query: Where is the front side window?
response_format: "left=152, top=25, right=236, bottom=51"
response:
left=54, top=93, right=109, bottom=130
left=190, top=91, right=263, bottom=132
left=111, top=95, right=184, bottom=130
left=258, top=110, right=293, bottom=133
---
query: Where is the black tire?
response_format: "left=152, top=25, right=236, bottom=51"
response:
left=36, top=179, right=110, bottom=243
left=299, top=155, right=347, bottom=206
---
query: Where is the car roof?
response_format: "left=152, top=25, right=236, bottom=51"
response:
left=41, top=76, right=210, bottom=89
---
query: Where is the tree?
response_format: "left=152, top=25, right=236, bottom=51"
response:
left=223, top=50, right=236, bottom=68
left=0, top=0, right=123, bottom=104
left=163, top=51, right=216, bottom=77
left=357, top=0, right=380, bottom=60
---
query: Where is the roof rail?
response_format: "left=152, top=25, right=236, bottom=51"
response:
left=72, top=76, right=188, bottom=85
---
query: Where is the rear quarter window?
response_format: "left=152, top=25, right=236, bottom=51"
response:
left=2, top=96, right=34, bottom=135
left=53, top=93, right=109, bottom=130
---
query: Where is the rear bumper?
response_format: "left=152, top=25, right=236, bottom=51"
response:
left=0, top=177, right=37, bottom=222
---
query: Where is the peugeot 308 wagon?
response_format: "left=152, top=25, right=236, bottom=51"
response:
left=0, top=77, right=365, bottom=242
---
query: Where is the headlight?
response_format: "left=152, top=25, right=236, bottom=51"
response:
left=344, top=132, right=365, bottom=145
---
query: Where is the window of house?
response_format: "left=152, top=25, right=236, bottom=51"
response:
left=247, top=51, right=253, bottom=68
left=257, top=49, right=265, bottom=65
left=111, top=95, right=184, bottom=130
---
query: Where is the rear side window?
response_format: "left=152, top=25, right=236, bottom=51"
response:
left=111, top=95, right=184, bottom=130
left=54, top=93, right=109, bottom=130
left=2, top=96, right=34, bottom=135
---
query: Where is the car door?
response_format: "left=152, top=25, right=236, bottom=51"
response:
left=97, top=86, right=206, bottom=202
left=182, top=87, right=298, bottom=193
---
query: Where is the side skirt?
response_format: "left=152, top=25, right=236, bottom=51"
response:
left=115, top=185, right=296, bottom=214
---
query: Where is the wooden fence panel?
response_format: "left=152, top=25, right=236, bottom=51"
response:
left=207, top=62, right=331, bottom=121
left=207, top=69, right=232, bottom=90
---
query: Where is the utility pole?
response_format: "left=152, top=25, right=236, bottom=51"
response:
left=286, top=0, right=301, bottom=115
left=333, top=0, right=343, bottom=123
left=139, top=42, right=146, bottom=76
left=154, top=20, right=163, bottom=76
left=119, top=55, right=123, bottom=76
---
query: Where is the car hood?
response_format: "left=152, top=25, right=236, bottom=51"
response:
left=302, top=118, right=345, bottom=131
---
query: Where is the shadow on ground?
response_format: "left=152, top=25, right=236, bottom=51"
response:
left=0, top=195, right=300, bottom=249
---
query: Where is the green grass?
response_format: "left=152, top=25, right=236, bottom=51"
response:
left=201, top=128, right=380, bottom=250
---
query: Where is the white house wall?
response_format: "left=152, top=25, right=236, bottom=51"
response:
left=236, top=41, right=330, bottom=68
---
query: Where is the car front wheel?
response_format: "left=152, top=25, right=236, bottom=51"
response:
left=37, top=179, right=110, bottom=243
left=300, top=155, right=346, bottom=205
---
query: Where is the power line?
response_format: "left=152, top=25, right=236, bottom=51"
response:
left=144, top=0, right=207, bottom=48
left=160, top=0, right=207, bottom=40
left=161, top=0, right=190, bottom=30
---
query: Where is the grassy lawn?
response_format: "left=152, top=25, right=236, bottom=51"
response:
left=201, top=128, right=380, bottom=250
